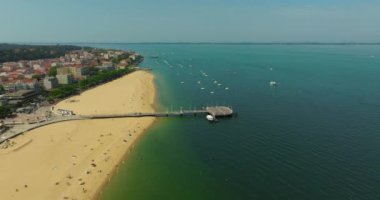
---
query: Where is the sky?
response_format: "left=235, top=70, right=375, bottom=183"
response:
left=0, top=0, right=379, bottom=43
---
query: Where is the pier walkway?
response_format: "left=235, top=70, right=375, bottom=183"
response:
left=84, top=106, right=233, bottom=119
left=0, top=106, right=233, bottom=144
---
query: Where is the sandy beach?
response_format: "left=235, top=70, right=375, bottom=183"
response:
left=0, top=71, right=156, bottom=200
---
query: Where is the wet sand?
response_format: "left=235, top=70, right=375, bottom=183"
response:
left=0, top=71, right=156, bottom=200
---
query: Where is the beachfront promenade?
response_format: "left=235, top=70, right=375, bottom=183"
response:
left=0, top=116, right=84, bottom=144
left=0, top=106, right=233, bottom=144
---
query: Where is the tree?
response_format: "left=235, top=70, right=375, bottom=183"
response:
left=48, top=66, right=58, bottom=77
left=0, top=106, right=12, bottom=118
left=32, top=74, right=44, bottom=81
left=0, top=85, right=4, bottom=94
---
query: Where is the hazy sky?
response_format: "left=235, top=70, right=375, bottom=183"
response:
left=0, top=0, right=379, bottom=43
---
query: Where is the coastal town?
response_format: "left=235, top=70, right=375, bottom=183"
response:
left=0, top=58, right=156, bottom=200
left=0, top=46, right=143, bottom=142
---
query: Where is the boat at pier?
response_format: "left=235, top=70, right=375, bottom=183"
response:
left=206, top=115, right=215, bottom=121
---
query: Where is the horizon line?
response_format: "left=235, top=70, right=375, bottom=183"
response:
left=2, top=42, right=380, bottom=46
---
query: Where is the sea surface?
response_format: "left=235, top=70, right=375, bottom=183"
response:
left=84, top=44, right=380, bottom=200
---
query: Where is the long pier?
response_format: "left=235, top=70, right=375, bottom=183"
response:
left=0, top=106, right=234, bottom=144
left=82, top=106, right=234, bottom=119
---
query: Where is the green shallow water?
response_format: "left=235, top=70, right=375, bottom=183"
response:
left=86, top=44, right=380, bottom=200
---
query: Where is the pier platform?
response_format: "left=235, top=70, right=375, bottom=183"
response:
left=206, top=106, right=234, bottom=117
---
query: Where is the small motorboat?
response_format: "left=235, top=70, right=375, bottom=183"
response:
left=269, top=81, right=278, bottom=87
left=206, top=115, right=215, bottom=121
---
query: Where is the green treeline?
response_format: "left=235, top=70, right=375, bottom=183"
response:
left=47, top=68, right=133, bottom=101
left=0, top=44, right=81, bottom=63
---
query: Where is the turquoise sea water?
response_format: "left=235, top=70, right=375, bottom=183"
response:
left=89, top=44, right=380, bottom=200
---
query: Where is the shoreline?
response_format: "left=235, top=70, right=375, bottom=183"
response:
left=93, top=70, right=158, bottom=200
left=94, top=71, right=160, bottom=199
left=0, top=70, right=157, bottom=200
left=93, top=118, right=157, bottom=200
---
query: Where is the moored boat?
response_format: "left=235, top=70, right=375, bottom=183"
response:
left=206, top=115, right=215, bottom=121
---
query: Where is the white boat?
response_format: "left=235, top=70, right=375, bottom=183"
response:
left=210, top=91, right=214, bottom=94
left=269, top=81, right=278, bottom=87
left=201, top=87, right=205, bottom=90
left=206, top=115, right=215, bottom=121
left=225, top=87, right=229, bottom=90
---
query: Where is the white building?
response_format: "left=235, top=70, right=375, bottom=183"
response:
left=56, top=74, right=75, bottom=85
left=43, top=77, right=59, bottom=90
